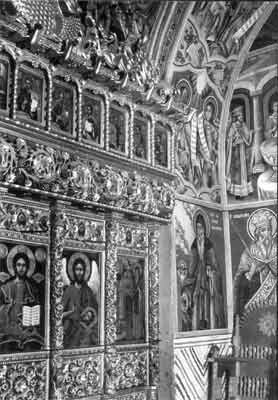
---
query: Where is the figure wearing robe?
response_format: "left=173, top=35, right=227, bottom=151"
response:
left=63, top=282, right=98, bottom=348
left=0, top=276, right=42, bottom=351
left=190, top=236, right=225, bottom=330
left=226, top=106, right=253, bottom=198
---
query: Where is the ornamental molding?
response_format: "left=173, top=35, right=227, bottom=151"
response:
left=0, top=135, right=175, bottom=221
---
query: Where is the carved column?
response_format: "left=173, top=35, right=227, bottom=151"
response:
left=104, top=213, right=120, bottom=395
left=148, top=225, right=160, bottom=399
left=251, top=91, right=265, bottom=174
left=49, top=201, right=69, bottom=400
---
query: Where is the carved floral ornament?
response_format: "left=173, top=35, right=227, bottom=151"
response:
left=0, top=136, right=174, bottom=219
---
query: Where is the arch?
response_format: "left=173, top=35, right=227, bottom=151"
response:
left=256, top=68, right=278, bottom=92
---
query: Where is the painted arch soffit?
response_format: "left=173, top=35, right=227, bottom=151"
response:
left=158, top=1, right=277, bottom=204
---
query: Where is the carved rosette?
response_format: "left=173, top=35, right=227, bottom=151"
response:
left=0, top=360, right=47, bottom=400
left=105, top=350, right=147, bottom=394
left=148, top=228, right=160, bottom=342
left=104, top=218, right=119, bottom=345
left=55, top=356, right=102, bottom=398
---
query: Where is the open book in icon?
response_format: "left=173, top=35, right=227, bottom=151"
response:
left=22, top=305, right=40, bottom=327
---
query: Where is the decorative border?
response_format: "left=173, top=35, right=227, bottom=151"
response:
left=0, top=134, right=174, bottom=220
left=104, top=217, right=119, bottom=346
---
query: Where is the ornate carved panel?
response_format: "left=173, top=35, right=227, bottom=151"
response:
left=0, top=134, right=174, bottom=220
left=55, top=353, right=102, bottom=398
left=0, top=359, right=48, bottom=400
left=105, top=350, right=148, bottom=394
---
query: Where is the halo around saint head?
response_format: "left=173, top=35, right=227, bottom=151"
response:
left=203, top=96, right=218, bottom=119
left=247, top=208, right=277, bottom=241
left=193, top=208, right=211, bottom=238
left=7, top=245, right=36, bottom=277
left=67, top=252, right=92, bottom=282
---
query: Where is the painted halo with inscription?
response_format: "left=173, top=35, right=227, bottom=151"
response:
left=67, top=252, right=92, bottom=282
left=203, top=95, right=219, bottom=119
left=247, top=208, right=277, bottom=241
left=192, top=208, right=211, bottom=237
left=7, top=244, right=36, bottom=277
left=175, top=79, right=192, bottom=108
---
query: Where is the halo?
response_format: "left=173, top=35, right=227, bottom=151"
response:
left=7, top=245, right=36, bottom=277
left=35, top=247, right=47, bottom=263
left=203, top=96, right=219, bottom=119
left=192, top=208, right=211, bottom=237
left=175, top=79, right=192, bottom=108
left=247, top=208, right=277, bottom=241
left=0, top=244, right=8, bottom=259
left=67, top=252, right=92, bottom=282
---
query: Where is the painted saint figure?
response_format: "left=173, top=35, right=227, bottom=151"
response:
left=191, top=102, right=219, bottom=188
left=17, top=76, right=39, bottom=121
left=226, top=106, right=254, bottom=198
left=63, top=255, right=98, bottom=348
left=189, top=212, right=225, bottom=330
left=0, top=250, right=43, bottom=352
left=82, top=104, right=98, bottom=142
left=52, top=87, right=72, bottom=133
left=116, top=258, right=145, bottom=342
left=265, top=101, right=278, bottom=140
left=234, top=209, right=277, bottom=316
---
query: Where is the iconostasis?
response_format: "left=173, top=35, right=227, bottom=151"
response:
left=0, top=195, right=162, bottom=400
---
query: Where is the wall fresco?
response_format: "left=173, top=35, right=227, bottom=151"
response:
left=175, top=202, right=227, bottom=332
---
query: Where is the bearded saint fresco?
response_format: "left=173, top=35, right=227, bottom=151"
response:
left=234, top=208, right=277, bottom=316
left=189, top=211, right=225, bottom=330
left=62, top=252, right=99, bottom=349
left=0, top=245, right=45, bottom=353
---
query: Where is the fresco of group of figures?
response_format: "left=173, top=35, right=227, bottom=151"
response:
left=0, top=56, right=170, bottom=170
left=0, top=242, right=147, bottom=353
left=175, top=202, right=227, bottom=332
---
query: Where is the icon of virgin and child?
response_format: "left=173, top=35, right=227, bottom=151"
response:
left=62, top=252, right=99, bottom=349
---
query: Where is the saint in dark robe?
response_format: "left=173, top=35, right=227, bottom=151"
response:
left=63, top=258, right=98, bottom=348
left=0, top=252, right=43, bottom=353
left=190, top=213, right=225, bottom=330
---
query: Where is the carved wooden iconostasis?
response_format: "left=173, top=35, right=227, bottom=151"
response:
left=0, top=2, right=179, bottom=400
left=0, top=1, right=277, bottom=400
